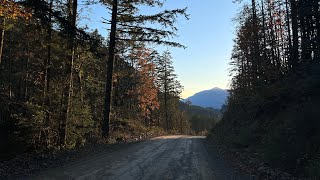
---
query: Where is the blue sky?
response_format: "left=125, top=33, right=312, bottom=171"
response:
left=79, top=0, right=239, bottom=98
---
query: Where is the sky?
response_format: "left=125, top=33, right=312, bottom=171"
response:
left=79, top=0, right=239, bottom=99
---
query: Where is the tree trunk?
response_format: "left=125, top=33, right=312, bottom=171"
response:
left=102, top=0, right=118, bottom=138
left=164, top=65, right=169, bottom=132
left=315, top=0, right=320, bottom=60
left=290, top=0, right=299, bottom=70
left=8, top=33, right=12, bottom=98
left=78, top=57, right=84, bottom=105
left=267, top=1, right=277, bottom=69
left=251, top=0, right=261, bottom=84
left=19, top=41, right=28, bottom=100
left=164, top=92, right=168, bottom=131
left=261, top=0, right=267, bottom=79
left=43, top=0, right=53, bottom=147
left=298, top=2, right=308, bottom=62
left=0, top=17, right=5, bottom=65
left=144, top=117, right=148, bottom=127
left=59, top=0, right=78, bottom=146
left=261, top=0, right=267, bottom=53
left=25, top=39, right=29, bottom=99
left=285, top=0, right=292, bottom=57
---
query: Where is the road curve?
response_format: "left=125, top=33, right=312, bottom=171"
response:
left=35, top=135, right=250, bottom=180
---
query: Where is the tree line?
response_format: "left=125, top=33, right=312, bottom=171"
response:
left=0, top=0, right=192, bottom=155
left=213, top=0, right=320, bottom=176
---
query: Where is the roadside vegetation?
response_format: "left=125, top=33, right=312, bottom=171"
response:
left=210, top=0, right=320, bottom=178
left=0, top=0, right=221, bottom=164
left=0, top=0, right=187, bottom=159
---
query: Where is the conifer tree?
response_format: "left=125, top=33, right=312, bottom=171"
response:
left=101, top=0, right=188, bottom=137
left=155, top=50, right=183, bottom=131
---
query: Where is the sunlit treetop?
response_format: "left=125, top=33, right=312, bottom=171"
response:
left=0, top=0, right=31, bottom=20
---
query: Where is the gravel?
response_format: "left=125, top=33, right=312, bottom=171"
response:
left=0, top=133, right=159, bottom=178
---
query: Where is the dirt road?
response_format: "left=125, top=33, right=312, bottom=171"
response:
left=34, top=136, right=251, bottom=180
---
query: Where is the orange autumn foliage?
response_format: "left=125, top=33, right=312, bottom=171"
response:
left=134, top=48, right=160, bottom=118
left=0, top=0, right=31, bottom=19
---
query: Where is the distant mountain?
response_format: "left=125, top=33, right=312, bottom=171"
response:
left=184, top=87, right=229, bottom=109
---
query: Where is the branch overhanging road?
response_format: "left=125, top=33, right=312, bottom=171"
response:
left=34, top=136, right=251, bottom=180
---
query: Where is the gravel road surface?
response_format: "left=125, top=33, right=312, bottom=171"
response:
left=33, top=135, right=251, bottom=180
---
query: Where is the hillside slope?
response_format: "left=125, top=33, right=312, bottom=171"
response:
left=184, top=88, right=229, bottom=109
left=211, top=62, right=320, bottom=177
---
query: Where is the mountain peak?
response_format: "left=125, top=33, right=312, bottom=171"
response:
left=211, top=87, right=222, bottom=90
left=184, top=88, right=229, bottom=109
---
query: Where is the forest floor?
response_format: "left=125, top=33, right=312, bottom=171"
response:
left=2, top=135, right=252, bottom=179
